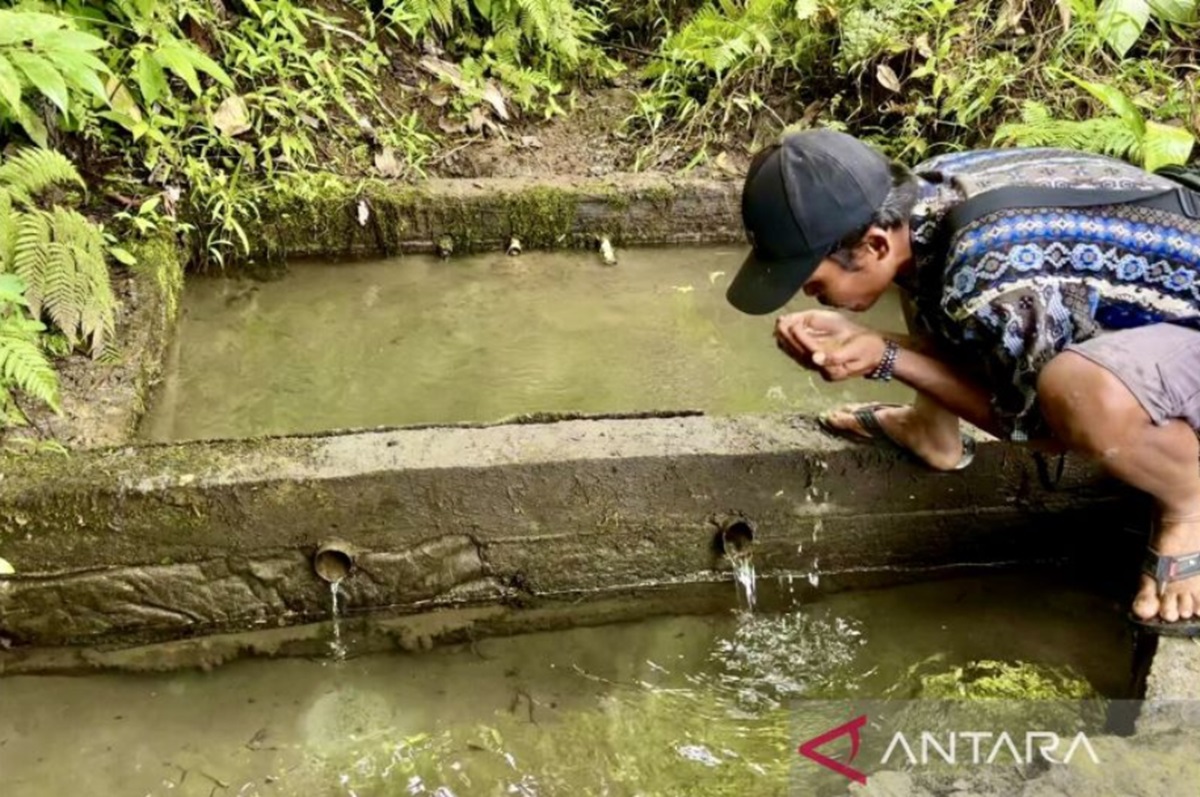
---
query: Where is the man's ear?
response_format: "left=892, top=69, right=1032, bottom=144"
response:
left=862, top=226, right=891, bottom=260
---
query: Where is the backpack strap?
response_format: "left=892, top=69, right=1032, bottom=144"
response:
left=946, top=183, right=1194, bottom=235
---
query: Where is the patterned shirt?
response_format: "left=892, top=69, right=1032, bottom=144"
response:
left=900, top=147, right=1200, bottom=440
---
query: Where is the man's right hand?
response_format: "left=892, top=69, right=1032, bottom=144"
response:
left=773, top=310, right=858, bottom=369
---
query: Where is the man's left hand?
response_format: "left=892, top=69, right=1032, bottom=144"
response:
left=809, top=332, right=888, bottom=381
left=774, top=310, right=888, bottom=382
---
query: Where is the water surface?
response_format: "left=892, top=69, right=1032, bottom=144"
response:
left=140, top=246, right=911, bottom=442
left=0, top=571, right=1133, bottom=796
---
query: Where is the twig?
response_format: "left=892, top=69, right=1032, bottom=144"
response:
left=430, top=136, right=485, bottom=165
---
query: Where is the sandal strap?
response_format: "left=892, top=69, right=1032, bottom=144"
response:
left=1143, top=549, right=1200, bottom=596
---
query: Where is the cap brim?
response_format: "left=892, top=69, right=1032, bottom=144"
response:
left=725, top=249, right=819, bottom=315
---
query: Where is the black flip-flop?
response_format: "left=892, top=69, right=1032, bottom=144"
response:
left=1130, top=547, right=1200, bottom=637
left=816, top=402, right=976, bottom=472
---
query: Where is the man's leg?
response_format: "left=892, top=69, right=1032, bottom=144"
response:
left=819, top=296, right=977, bottom=470
left=1038, top=325, right=1200, bottom=623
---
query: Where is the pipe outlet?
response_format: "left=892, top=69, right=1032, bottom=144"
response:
left=313, top=540, right=356, bottom=583
left=714, top=517, right=755, bottom=557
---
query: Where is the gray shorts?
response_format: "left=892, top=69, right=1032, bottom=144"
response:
left=1067, top=323, right=1200, bottom=430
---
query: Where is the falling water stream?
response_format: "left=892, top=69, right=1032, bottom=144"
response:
left=727, top=548, right=757, bottom=612
left=329, top=580, right=346, bottom=662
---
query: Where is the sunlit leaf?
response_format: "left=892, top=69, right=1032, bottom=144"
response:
left=1059, top=72, right=1146, bottom=138
left=0, top=11, right=64, bottom=46
left=135, top=52, right=169, bottom=106
left=1143, top=121, right=1196, bottom=172
left=1147, top=0, right=1197, bottom=22
left=1096, top=0, right=1151, bottom=57
left=108, top=247, right=137, bottom=266
left=0, top=55, right=22, bottom=112
left=9, top=51, right=68, bottom=115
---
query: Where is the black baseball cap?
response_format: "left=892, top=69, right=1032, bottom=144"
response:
left=726, top=129, right=894, bottom=315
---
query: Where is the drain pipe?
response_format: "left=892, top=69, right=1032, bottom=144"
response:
left=313, top=540, right=356, bottom=583
left=713, top=516, right=755, bottom=558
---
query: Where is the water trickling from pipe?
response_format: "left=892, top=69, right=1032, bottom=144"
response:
left=329, top=579, right=346, bottom=661
left=728, top=548, right=757, bottom=612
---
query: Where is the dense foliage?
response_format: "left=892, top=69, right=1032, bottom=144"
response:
left=0, top=0, right=1196, bottom=429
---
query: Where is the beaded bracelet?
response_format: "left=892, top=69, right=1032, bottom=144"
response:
left=865, top=339, right=899, bottom=381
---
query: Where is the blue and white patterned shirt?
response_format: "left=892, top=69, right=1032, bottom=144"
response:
left=902, top=147, right=1200, bottom=440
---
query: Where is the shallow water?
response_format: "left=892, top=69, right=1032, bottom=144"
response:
left=139, top=245, right=911, bottom=442
left=0, top=572, right=1134, bottom=797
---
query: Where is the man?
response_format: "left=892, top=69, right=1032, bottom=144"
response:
left=727, top=128, right=1200, bottom=634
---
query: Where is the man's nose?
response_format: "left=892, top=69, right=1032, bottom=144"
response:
left=802, top=282, right=819, bottom=297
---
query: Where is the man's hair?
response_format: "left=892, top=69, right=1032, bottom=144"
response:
left=827, top=162, right=919, bottom=270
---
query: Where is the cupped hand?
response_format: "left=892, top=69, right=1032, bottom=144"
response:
left=773, top=310, right=888, bottom=381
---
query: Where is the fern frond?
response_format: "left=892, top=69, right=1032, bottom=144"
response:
left=0, top=318, right=60, bottom=413
left=0, top=148, right=84, bottom=207
left=0, top=190, right=13, bottom=272
left=14, top=210, right=51, bottom=318
left=43, top=240, right=82, bottom=348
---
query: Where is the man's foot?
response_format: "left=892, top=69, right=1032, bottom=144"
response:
left=819, top=403, right=968, bottom=472
left=1133, top=513, right=1200, bottom=623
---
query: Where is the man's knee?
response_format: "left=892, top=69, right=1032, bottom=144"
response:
left=1037, top=352, right=1145, bottom=452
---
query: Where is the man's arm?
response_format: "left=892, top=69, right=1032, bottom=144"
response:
left=888, top=345, right=1004, bottom=438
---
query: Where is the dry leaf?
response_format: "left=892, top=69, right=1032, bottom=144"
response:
left=438, top=116, right=467, bottom=135
left=427, top=83, right=453, bottom=108
left=419, top=56, right=466, bottom=92
left=374, top=147, right=403, bottom=178
left=212, top=95, right=251, bottom=137
left=467, top=106, right=497, bottom=134
left=0, top=556, right=13, bottom=575
left=876, top=64, right=902, bottom=93
left=914, top=34, right=934, bottom=59
left=996, top=0, right=1030, bottom=32
left=357, top=198, right=370, bottom=227
left=520, top=135, right=544, bottom=149
left=1054, top=0, right=1072, bottom=29
left=481, top=80, right=509, bottom=121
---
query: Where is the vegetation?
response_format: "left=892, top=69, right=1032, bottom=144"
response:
left=0, top=0, right=1196, bottom=430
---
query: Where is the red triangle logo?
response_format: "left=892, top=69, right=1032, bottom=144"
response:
left=797, top=714, right=869, bottom=785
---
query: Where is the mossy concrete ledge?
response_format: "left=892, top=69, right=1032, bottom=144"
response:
left=0, top=414, right=1139, bottom=649
left=252, top=173, right=743, bottom=264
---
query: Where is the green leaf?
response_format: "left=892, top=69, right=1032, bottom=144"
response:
left=1096, top=0, right=1151, bottom=57
left=152, top=42, right=201, bottom=96
left=38, top=28, right=109, bottom=53
left=0, top=274, right=27, bottom=305
left=178, top=44, right=234, bottom=89
left=1143, top=121, right=1196, bottom=172
left=135, top=52, right=170, bottom=106
left=1060, top=72, right=1146, bottom=138
left=0, top=12, right=64, bottom=47
left=15, top=102, right=48, bottom=147
left=1147, top=0, right=1197, bottom=22
left=51, top=51, right=110, bottom=105
left=108, top=246, right=137, bottom=266
left=0, top=55, right=22, bottom=113
left=154, top=40, right=233, bottom=97
left=9, top=51, right=69, bottom=116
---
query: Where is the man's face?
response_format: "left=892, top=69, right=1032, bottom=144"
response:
left=799, top=227, right=904, bottom=311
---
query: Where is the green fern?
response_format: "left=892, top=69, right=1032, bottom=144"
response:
left=0, top=148, right=84, bottom=207
left=0, top=313, right=60, bottom=417
left=0, top=146, right=118, bottom=361
left=0, top=274, right=59, bottom=426
left=993, top=101, right=1141, bottom=162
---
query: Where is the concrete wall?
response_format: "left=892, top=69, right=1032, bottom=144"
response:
left=0, top=413, right=1141, bottom=650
